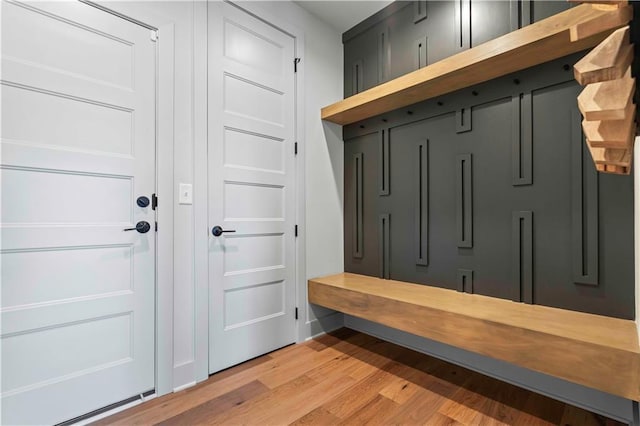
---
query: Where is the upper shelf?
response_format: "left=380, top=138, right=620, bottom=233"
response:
left=321, top=4, right=633, bottom=126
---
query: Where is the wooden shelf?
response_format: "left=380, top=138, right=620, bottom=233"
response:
left=321, top=4, right=632, bottom=125
left=309, top=273, right=640, bottom=401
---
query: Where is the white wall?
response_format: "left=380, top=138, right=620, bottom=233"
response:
left=97, top=0, right=343, bottom=392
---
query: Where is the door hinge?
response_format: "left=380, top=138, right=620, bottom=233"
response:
left=294, top=142, right=298, bottom=155
left=155, top=221, right=158, bottom=232
left=150, top=30, right=158, bottom=42
left=295, top=307, right=299, bottom=320
left=152, top=193, right=158, bottom=210
left=295, top=225, right=298, bottom=237
left=294, top=57, right=301, bottom=73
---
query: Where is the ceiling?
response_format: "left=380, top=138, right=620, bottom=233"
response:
left=294, top=1, right=394, bottom=33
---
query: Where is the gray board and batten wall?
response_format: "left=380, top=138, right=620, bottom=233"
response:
left=342, top=0, right=636, bottom=320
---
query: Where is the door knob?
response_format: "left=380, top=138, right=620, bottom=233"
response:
left=211, top=225, right=236, bottom=237
left=124, top=221, right=151, bottom=233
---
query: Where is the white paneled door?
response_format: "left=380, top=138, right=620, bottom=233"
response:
left=1, top=1, right=156, bottom=424
left=208, top=2, right=297, bottom=373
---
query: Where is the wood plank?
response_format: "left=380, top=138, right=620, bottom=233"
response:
left=574, top=26, right=632, bottom=85
left=156, top=380, right=270, bottom=426
left=289, top=407, right=341, bottom=425
left=513, top=392, right=566, bottom=425
left=570, top=4, right=632, bottom=41
left=438, top=375, right=504, bottom=424
left=95, top=330, right=626, bottom=426
left=378, top=373, right=422, bottom=404
left=578, top=66, right=635, bottom=120
left=600, top=163, right=631, bottom=174
left=321, top=4, right=631, bottom=125
left=322, top=362, right=399, bottom=419
left=338, top=394, right=399, bottom=425
left=99, top=345, right=332, bottom=425
left=378, top=382, right=453, bottom=424
left=425, top=412, right=466, bottom=426
left=308, top=273, right=640, bottom=400
left=595, top=162, right=632, bottom=174
left=586, top=142, right=632, bottom=167
left=582, top=101, right=635, bottom=148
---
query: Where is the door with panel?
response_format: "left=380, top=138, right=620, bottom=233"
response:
left=1, top=1, right=156, bottom=424
left=208, top=2, right=297, bottom=373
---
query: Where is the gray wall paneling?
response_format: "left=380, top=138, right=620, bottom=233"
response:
left=457, top=269, right=473, bottom=293
left=352, top=153, right=364, bottom=259
left=512, top=92, right=533, bottom=186
left=344, top=1, right=572, bottom=96
left=571, top=109, right=599, bottom=286
left=456, top=153, right=473, bottom=248
left=414, top=0, right=427, bottom=23
left=379, top=213, right=391, bottom=279
left=379, top=129, right=390, bottom=196
left=455, top=108, right=472, bottom=133
left=414, top=35, right=428, bottom=70
left=415, top=140, right=429, bottom=266
left=343, top=54, right=634, bottom=319
left=378, top=27, right=391, bottom=84
left=454, top=0, right=471, bottom=52
left=351, top=59, right=364, bottom=94
left=512, top=211, right=534, bottom=303
left=344, top=132, right=380, bottom=277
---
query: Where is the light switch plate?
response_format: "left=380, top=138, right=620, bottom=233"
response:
left=179, top=183, right=193, bottom=205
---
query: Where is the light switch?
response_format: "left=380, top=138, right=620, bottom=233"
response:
left=179, top=183, right=193, bottom=205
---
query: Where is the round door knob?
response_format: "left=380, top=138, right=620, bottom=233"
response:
left=124, top=221, right=151, bottom=233
left=211, top=226, right=236, bottom=237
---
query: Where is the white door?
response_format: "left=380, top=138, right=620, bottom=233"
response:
left=1, top=1, right=156, bottom=424
left=208, top=1, right=297, bottom=373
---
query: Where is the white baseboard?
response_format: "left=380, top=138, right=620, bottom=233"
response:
left=173, top=360, right=196, bottom=390
left=303, top=312, right=344, bottom=341
left=173, top=380, right=197, bottom=393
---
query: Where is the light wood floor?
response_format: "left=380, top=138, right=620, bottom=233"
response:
left=95, top=328, right=624, bottom=425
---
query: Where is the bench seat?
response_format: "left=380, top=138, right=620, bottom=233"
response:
left=308, top=272, right=640, bottom=401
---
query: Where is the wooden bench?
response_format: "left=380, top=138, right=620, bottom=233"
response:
left=308, top=273, right=640, bottom=401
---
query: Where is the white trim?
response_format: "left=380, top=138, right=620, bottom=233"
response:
left=225, top=0, right=309, bottom=345
left=193, top=0, right=210, bottom=384
left=173, top=381, right=197, bottom=393
left=155, top=21, right=176, bottom=397
left=305, top=312, right=344, bottom=340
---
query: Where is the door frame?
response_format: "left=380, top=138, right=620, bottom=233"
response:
left=82, top=0, right=176, bottom=397
left=193, top=0, right=307, bottom=382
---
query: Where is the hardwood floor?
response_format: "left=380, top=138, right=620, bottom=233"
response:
left=94, top=329, right=624, bottom=426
